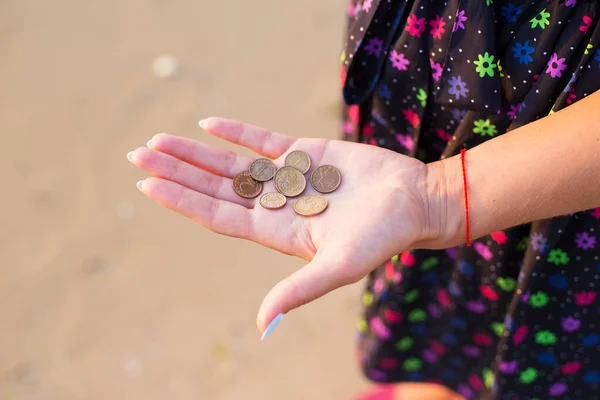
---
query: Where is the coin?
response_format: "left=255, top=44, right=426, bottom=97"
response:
left=274, top=166, right=306, bottom=197
left=284, top=150, right=311, bottom=174
left=293, top=195, right=328, bottom=216
left=233, top=172, right=263, bottom=198
left=259, top=192, right=287, bottom=209
left=310, top=165, right=342, bottom=193
left=249, top=158, right=277, bottom=182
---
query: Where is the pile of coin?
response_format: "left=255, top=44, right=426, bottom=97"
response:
left=232, top=150, right=341, bottom=217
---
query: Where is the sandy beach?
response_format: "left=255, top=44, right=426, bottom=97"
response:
left=1, top=0, right=368, bottom=398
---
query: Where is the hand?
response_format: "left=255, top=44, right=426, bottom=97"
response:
left=129, top=118, right=445, bottom=334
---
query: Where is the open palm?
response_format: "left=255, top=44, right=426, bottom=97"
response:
left=130, top=118, right=437, bottom=332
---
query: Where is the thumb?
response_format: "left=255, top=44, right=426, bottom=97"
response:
left=256, top=255, right=359, bottom=337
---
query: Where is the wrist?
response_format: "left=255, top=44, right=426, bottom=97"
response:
left=420, top=156, right=465, bottom=249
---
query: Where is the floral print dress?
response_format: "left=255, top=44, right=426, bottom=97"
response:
left=340, top=0, right=600, bottom=399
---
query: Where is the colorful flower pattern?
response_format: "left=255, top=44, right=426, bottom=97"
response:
left=341, top=0, right=600, bottom=398
left=474, top=52, right=498, bottom=78
left=512, top=41, right=535, bottom=64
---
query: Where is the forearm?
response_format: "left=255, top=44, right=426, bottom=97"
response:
left=427, top=90, right=600, bottom=247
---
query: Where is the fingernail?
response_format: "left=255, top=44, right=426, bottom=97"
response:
left=261, top=313, right=284, bottom=340
left=127, top=151, right=134, bottom=162
left=136, top=180, right=144, bottom=191
left=146, top=139, right=153, bottom=148
left=198, top=119, right=206, bottom=129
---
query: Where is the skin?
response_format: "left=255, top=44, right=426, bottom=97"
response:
left=352, top=383, right=464, bottom=400
left=393, top=383, right=464, bottom=400
left=130, top=118, right=433, bottom=333
left=128, top=90, right=600, bottom=337
left=434, top=90, right=600, bottom=247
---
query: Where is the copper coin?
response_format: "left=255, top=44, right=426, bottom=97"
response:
left=284, top=150, right=311, bottom=174
left=310, top=165, right=342, bottom=193
left=233, top=172, right=263, bottom=198
left=274, top=166, right=306, bottom=197
left=293, top=195, right=328, bottom=216
left=259, top=192, right=287, bottom=209
left=249, top=158, right=277, bottom=182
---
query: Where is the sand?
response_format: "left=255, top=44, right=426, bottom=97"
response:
left=1, top=0, right=368, bottom=398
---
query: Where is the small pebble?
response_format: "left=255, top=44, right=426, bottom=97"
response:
left=211, top=343, right=230, bottom=361
left=81, top=256, right=110, bottom=274
left=4, top=362, right=31, bottom=382
left=152, top=54, right=179, bottom=79
left=123, top=356, right=142, bottom=378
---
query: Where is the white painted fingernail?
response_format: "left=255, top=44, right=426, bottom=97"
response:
left=146, top=139, right=153, bottom=148
left=198, top=119, right=206, bottom=129
left=136, top=180, right=144, bottom=191
left=261, top=313, right=284, bottom=340
left=127, top=151, right=134, bottom=162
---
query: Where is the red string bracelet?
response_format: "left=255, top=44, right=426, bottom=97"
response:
left=460, top=149, right=471, bottom=246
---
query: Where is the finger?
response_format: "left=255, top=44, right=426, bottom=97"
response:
left=130, top=147, right=254, bottom=208
left=149, top=133, right=254, bottom=178
left=199, top=117, right=296, bottom=159
left=256, top=255, right=359, bottom=334
left=138, top=177, right=255, bottom=239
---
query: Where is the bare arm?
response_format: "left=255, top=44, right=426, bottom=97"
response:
left=428, top=90, right=600, bottom=247
left=130, top=91, right=599, bottom=331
